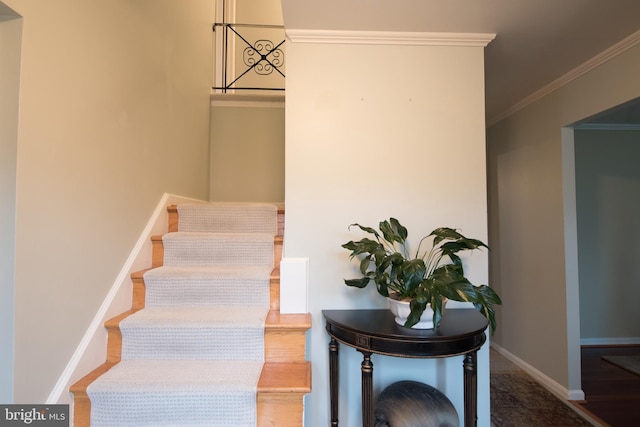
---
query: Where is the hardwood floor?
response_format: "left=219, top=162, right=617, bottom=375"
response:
left=577, top=345, right=640, bottom=427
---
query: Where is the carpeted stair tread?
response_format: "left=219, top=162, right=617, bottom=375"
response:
left=143, top=265, right=272, bottom=307
left=88, top=359, right=263, bottom=391
left=178, top=202, right=278, bottom=235
left=87, top=359, right=263, bottom=427
left=120, top=307, right=268, bottom=361
left=145, top=265, right=274, bottom=280
left=162, top=232, right=274, bottom=267
left=121, top=306, right=268, bottom=328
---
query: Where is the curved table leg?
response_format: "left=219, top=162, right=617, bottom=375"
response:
left=463, top=351, right=478, bottom=427
left=360, top=351, right=373, bottom=427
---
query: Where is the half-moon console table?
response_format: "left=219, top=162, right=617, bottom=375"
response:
left=323, top=309, right=488, bottom=427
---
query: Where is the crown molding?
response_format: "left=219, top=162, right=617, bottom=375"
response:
left=285, top=29, right=495, bottom=47
left=488, top=29, right=640, bottom=126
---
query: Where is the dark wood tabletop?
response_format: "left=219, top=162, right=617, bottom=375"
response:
left=323, top=308, right=488, bottom=358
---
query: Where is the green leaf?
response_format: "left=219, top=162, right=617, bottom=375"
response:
left=476, top=284, right=502, bottom=305
left=406, top=298, right=427, bottom=328
left=379, top=252, right=404, bottom=272
left=379, top=218, right=407, bottom=245
left=342, top=238, right=383, bottom=257
left=440, top=240, right=488, bottom=257
left=374, top=275, right=390, bottom=297
left=348, top=223, right=381, bottom=239
left=473, top=301, right=497, bottom=334
left=429, top=263, right=465, bottom=284
left=358, top=256, right=372, bottom=275
left=430, top=227, right=464, bottom=245
left=344, top=278, right=370, bottom=288
left=431, top=227, right=489, bottom=250
left=430, top=295, right=445, bottom=328
left=399, top=258, right=426, bottom=294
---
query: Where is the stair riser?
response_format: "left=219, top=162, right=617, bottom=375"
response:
left=162, top=234, right=274, bottom=267
left=72, top=396, right=90, bottom=427
left=257, top=393, right=305, bottom=426
left=132, top=274, right=280, bottom=310
left=144, top=282, right=270, bottom=308
left=107, top=323, right=306, bottom=363
left=167, top=205, right=284, bottom=236
left=152, top=236, right=282, bottom=269
left=71, top=385, right=306, bottom=427
left=89, top=391, right=260, bottom=427
left=270, top=279, right=279, bottom=310
left=265, top=331, right=308, bottom=363
left=119, top=328, right=265, bottom=361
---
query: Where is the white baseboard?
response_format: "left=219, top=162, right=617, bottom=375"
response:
left=490, top=343, right=585, bottom=401
left=580, top=337, right=640, bottom=346
left=47, top=193, right=205, bottom=407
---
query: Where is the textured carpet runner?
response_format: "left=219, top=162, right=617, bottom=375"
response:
left=87, top=202, right=277, bottom=426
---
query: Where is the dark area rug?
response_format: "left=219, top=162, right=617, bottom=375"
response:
left=491, top=372, right=593, bottom=426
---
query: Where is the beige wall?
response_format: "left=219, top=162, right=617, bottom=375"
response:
left=0, top=4, right=21, bottom=403
left=210, top=103, right=285, bottom=202
left=3, top=0, right=213, bottom=402
left=235, top=0, right=283, bottom=24
left=284, top=37, right=492, bottom=426
left=487, top=41, right=640, bottom=395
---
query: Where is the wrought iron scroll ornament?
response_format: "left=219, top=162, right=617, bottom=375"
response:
left=244, top=39, right=284, bottom=76
left=213, top=23, right=285, bottom=92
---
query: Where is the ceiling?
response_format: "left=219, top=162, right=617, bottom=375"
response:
left=281, top=0, right=640, bottom=124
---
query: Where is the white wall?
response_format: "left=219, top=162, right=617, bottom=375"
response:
left=575, top=129, right=640, bottom=341
left=0, top=3, right=21, bottom=403
left=3, top=0, right=214, bottom=403
left=487, top=38, right=640, bottom=396
left=284, top=34, right=492, bottom=426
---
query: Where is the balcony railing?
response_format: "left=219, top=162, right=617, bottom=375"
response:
left=212, top=23, right=285, bottom=93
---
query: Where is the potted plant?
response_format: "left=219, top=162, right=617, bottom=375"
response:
left=342, top=218, right=501, bottom=334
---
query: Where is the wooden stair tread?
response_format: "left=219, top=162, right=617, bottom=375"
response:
left=258, top=362, right=312, bottom=393
left=266, top=311, right=311, bottom=329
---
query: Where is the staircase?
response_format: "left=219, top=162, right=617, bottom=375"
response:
left=70, top=203, right=311, bottom=426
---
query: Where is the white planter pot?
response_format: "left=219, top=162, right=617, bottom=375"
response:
left=387, top=297, right=435, bottom=329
